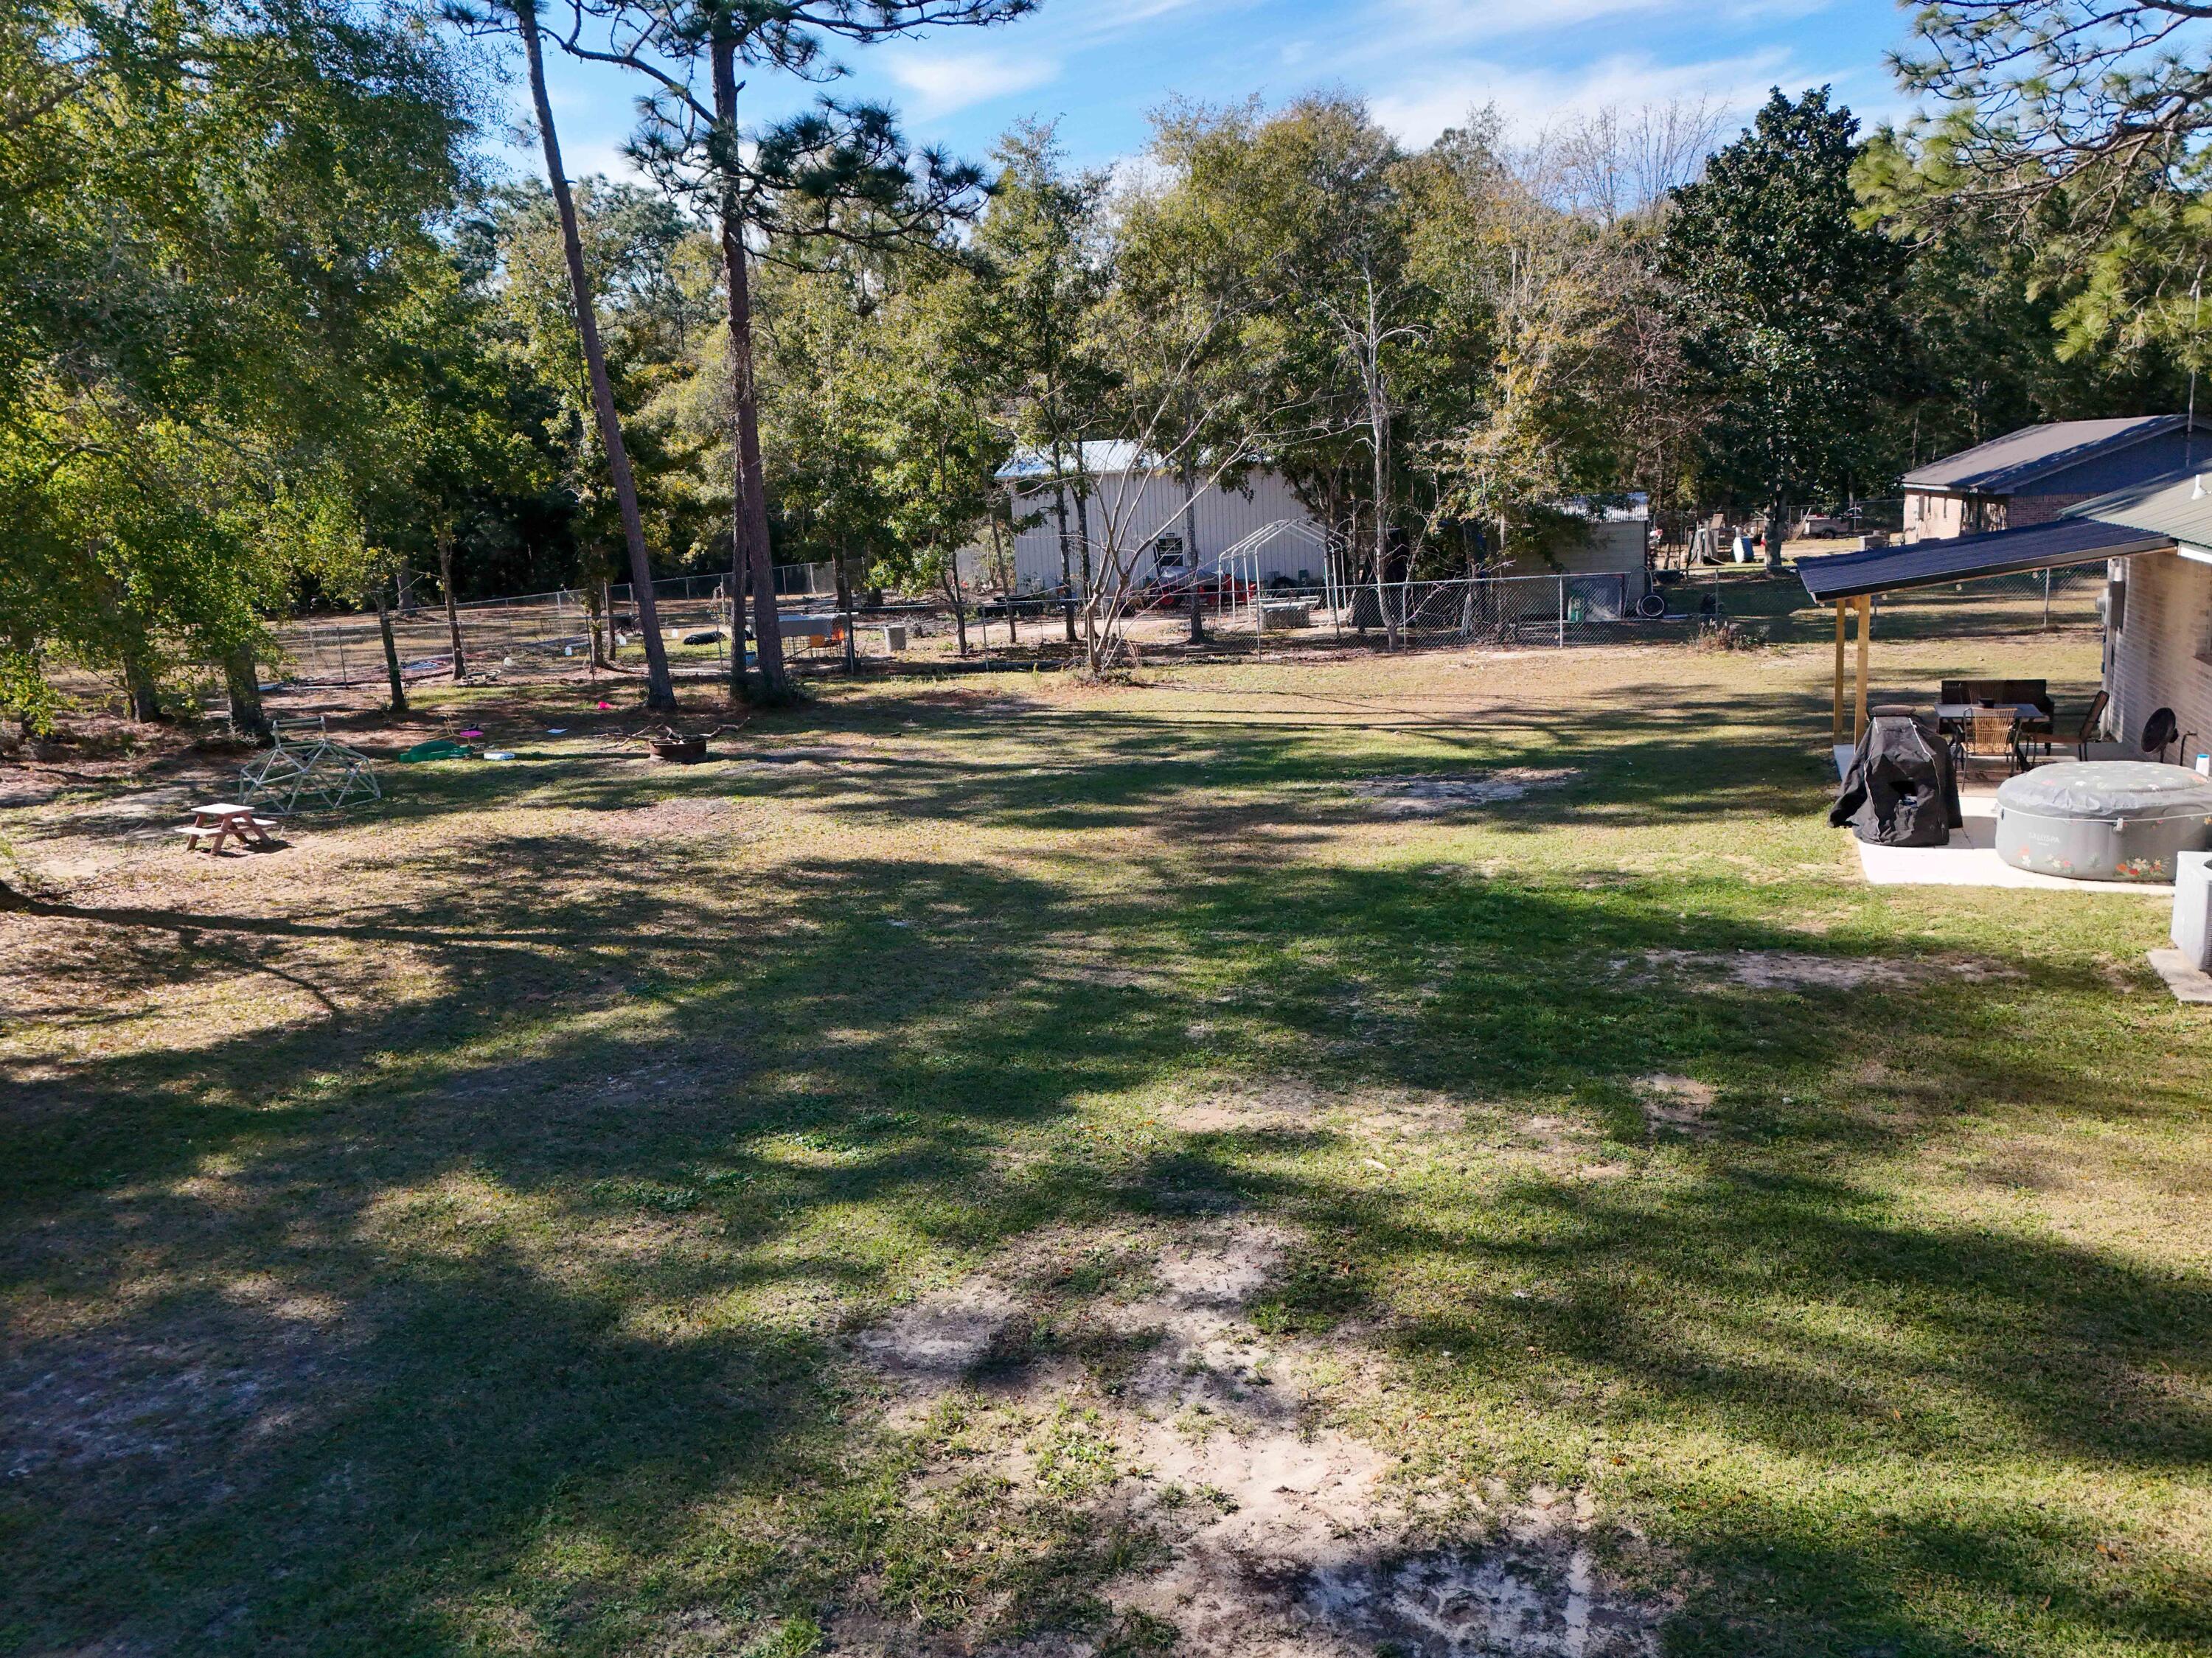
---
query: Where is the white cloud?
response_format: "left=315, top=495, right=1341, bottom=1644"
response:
left=1366, top=48, right=1799, bottom=147
left=884, top=45, right=1064, bottom=116
left=560, top=136, right=652, bottom=184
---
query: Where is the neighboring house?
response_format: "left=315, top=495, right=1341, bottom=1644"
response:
left=975, top=444, right=1648, bottom=593
left=1902, top=414, right=2212, bottom=542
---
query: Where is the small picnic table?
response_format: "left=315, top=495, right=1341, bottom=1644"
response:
left=175, top=802, right=277, bottom=854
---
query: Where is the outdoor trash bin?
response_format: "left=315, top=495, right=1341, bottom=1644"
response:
left=1995, top=762, right=2212, bottom=882
left=1829, top=706, right=1961, bottom=847
left=2174, top=852, right=2212, bottom=969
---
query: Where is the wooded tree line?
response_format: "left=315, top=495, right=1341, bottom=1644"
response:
left=4, top=0, right=2205, bottom=720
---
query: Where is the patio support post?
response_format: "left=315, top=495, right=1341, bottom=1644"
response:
left=1832, top=602, right=1848, bottom=742
left=1854, top=593, right=1872, bottom=738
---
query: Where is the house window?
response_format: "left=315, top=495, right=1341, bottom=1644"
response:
left=2108, top=562, right=2126, bottom=635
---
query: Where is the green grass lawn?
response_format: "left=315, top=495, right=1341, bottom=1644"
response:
left=3, top=628, right=2208, bottom=1657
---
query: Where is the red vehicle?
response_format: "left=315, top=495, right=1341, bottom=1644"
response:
left=1147, top=573, right=1253, bottom=609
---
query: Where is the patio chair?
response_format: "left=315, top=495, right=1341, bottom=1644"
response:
left=2059, top=689, right=2108, bottom=762
left=1952, top=708, right=2024, bottom=776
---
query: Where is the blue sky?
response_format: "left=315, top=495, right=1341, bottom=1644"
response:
left=520, top=0, right=1922, bottom=186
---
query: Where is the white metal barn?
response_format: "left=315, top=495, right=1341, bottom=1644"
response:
left=962, top=445, right=1652, bottom=594
left=989, top=444, right=1331, bottom=592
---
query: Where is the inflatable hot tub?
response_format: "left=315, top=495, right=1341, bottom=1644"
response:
left=1994, top=762, right=2212, bottom=882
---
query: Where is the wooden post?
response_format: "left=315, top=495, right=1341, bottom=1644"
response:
left=1854, top=593, right=1872, bottom=738
left=1832, top=602, right=1848, bottom=742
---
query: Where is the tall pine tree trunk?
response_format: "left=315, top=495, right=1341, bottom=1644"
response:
left=517, top=0, right=676, bottom=712
left=712, top=32, right=791, bottom=705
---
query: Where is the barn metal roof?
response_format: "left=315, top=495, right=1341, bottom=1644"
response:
left=1899, top=414, right=2205, bottom=494
left=1795, top=518, right=2171, bottom=602
left=996, top=442, right=1148, bottom=481
left=2064, top=469, right=2212, bottom=549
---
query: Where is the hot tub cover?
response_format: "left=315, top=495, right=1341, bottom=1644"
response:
left=1995, top=762, right=2212, bottom=821
left=1995, top=761, right=2212, bottom=881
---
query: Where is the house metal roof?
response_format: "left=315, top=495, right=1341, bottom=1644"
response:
left=1900, top=414, right=2206, bottom=495
left=2063, top=469, right=2212, bottom=548
left=1795, top=518, right=2172, bottom=602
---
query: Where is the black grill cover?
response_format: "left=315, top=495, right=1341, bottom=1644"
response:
left=1829, top=709, right=1963, bottom=846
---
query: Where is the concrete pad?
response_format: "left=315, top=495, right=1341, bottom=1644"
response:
left=1848, top=787, right=2176, bottom=896
left=2149, top=948, right=2212, bottom=1004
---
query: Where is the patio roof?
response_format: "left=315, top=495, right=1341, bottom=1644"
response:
left=2065, top=468, right=2212, bottom=548
left=1795, top=518, right=2173, bottom=603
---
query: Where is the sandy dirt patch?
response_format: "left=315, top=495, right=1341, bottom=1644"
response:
left=1621, top=950, right=1913, bottom=992
left=1349, top=768, right=1582, bottom=816
left=1634, top=1076, right=1717, bottom=1138
left=844, top=1218, right=1668, bottom=1655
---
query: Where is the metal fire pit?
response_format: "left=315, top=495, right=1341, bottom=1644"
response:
left=650, top=734, right=707, bottom=763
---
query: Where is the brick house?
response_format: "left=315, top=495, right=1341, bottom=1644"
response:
left=1902, top=415, right=2212, bottom=543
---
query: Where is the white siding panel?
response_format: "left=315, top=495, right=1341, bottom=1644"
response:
left=2110, top=551, right=2212, bottom=757
left=1006, top=467, right=1327, bottom=590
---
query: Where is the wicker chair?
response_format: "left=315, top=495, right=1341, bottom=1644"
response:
left=1952, top=708, right=2024, bottom=776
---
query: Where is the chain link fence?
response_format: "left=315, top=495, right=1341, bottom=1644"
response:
left=1860, top=562, right=2106, bottom=639
left=270, top=565, right=853, bottom=688
left=265, top=559, right=2093, bottom=689
left=1329, top=568, right=1725, bottom=647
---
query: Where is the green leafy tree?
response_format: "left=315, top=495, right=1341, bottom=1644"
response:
left=1, top=0, right=482, bottom=727
left=860, top=274, right=1008, bottom=656
left=970, top=119, right=1112, bottom=611
left=1659, top=88, right=1905, bottom=565
left=1138, top=97, right=1426, bottom=613
left=1409, top=117, right=1629, bottom=571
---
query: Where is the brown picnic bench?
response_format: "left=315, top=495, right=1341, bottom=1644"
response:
left=173, top=803, right=279, bottom=854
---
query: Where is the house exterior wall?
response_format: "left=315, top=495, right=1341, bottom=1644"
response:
left=1002, top=467, right=1326, bottom=591
left=964, top=468, right=1649, bottom=596
left=2005, top=492, right=2092, bottom=529
left=2108, top=550, right=2212, bottom=758
left=1905, top=490, right=2000, bottom=542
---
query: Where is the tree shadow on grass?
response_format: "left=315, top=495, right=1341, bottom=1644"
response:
left=4, top=826, right=2206, bottom=1651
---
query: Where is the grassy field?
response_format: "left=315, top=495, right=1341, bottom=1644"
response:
left=3, top=617, right=2208, bottom=1657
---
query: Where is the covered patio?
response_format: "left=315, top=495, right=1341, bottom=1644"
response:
left=1797, top=516, right=2174, bottom=760
left=1798, top=518, right=2180, bottom=894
